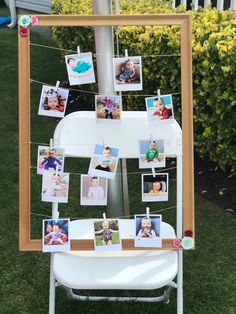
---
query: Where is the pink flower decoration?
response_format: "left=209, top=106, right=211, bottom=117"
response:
left=20, top=27, right=29, bottom=37
left=30, top=16, right=39, bottom=27
left=172, top=239, right=181, bottom=249
left=184, top=230, right=193, bottom=237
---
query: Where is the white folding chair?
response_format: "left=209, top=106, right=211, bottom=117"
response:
left=49, top=111, right=183, bottom=313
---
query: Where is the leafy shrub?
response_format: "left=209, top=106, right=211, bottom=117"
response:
left=51, top=0, right=236, bottom=174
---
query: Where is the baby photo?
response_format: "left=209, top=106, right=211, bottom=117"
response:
left=94, top=219, right=122, bottom=252
left=65, top=52, right=95, bottom=86
left=42, top=172, right=70, bottom=203
left=142, top=173, right=168, bottom=202
left=145, top=94, right=174, bottom=123
left=42, top=218, right=70, bottom=252
left=37, top=146, right=65, bottom=175
left=38, top=85, right=69, bottom=118
left=80, top=175, right=108, bottom=206
left=139, top=139, right=166, bottom=169
left=95, top=95, right=122, bottom=123
left=113, top=56, right=142, bottom=91
left=134, top=214, right=162, bottom=248
left=88, top=144, right=119, bottom=180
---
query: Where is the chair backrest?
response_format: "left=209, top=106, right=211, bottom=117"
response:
left=54, top=111, right=182, bottom=158
left=160, top=181, right=166, bottom=192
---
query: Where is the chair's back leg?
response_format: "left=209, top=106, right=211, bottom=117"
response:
left=49, top=253, right=56, bottom=314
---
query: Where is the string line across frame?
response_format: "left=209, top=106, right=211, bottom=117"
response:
left=18, top=14, right=194, bottom=251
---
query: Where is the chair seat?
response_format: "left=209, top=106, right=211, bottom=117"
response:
left=53, top=219, right=178, bottom=290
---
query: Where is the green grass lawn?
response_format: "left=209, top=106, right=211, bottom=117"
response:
left=0, top=12, right=235, bottom=314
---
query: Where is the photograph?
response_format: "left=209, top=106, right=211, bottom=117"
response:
left=42, top=172, right=70, bottom=203
left=88, top=144, right=120, bottom=180
left=65, top=52, right=95, bottom=86
left=134, top=214, right=162, bottom=248
left=95, top=95, right=122, bottom=123
left=145, top=94, right=174, bottom=123
left=80, top=175, right=108, bottom=206
left=37, top=146, right=65, bottom=175
left=94, top=219, right=122, bottom=252
left=38, top=85, right=69, bottom=118
left=142, top=173, right=169, bottom=202
left=139, top=139, right=166, bottom=169
left=42, top=219, right=70, bottom=253
left=113, top=56, right=143, bottom=91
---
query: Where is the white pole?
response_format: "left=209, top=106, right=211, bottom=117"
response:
left=217, top=0, right=224, bottom=10
left=177, top=135, right=183, bottom=314
left=93, top=0, right=124, bottom=217
left=231, top=0, right=236, bottom=10
left=204, top=0, right=211, bottom=8
left=193, top=0, right=199, bottom=10
left=180, top=0, right=187, bottom=9
left=177, top=250, right=183, bottom=314
left=93, top=0, right=114, bottom=94
left=49, top=253, right=55, bottom=314
left=48, top=202, right=58, bottom=314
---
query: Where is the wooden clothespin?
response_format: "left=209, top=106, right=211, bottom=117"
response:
left=146, top=207, right=150, bottom=218
left=103, top=212, right=107, bottom=220
left=157, top=89, right=161, bottom=101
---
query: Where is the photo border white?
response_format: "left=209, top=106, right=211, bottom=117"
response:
left=93, top=219, right=122, bottom=252
left=38, top=84, right=69, bottom=118
left=37, top=146, right=65, bottom=175
left=95, top=94, right=122, bottom=125
left=88, top=144, right=120, bottom=180
left=65, top=52, right=96, bottom=86
left=142, top=173, right=169, bottom=202
left=139, top=139, right=166, bottom=169
left=113, top=56, right=143, bottom=92
left=145, top=94, right=174, bottom=124
left=134, top=214, right=162, bottom=248
left=80, top=174, right=108, bottom=206
left=42, top=218, right=70, bottom=253
left=41, top=172, right=70, bottom=203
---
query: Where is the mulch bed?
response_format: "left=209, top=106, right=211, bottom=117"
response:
left=194, top=154, right=235, bottom=213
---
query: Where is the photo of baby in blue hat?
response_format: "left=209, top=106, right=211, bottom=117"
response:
left=65, top=52, right=95, bottom=86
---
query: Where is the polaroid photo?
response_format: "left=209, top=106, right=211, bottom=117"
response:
left=88, top=144, right=120, bottom=180
left=142, top=173, right=168, bottom=202
left=134, top=214, right=162, bottom=248
left=42, top=218, right=70, bottom=253
left=37, top=146, right=65, bottom=175
left=65, top=52, right=95, bottom=86
left=95, top=95, right=122, bottom=124
left=145, top=94, right=174, bottom=124
left=139, top=139, right=166, bottom=169
left=94, top=219, right=122, bottom=252
left=80, top=175, right=108, bottom=206
left=42, top=172, right=70, bottom=203
left=113, top=56, right=143, bottom=91
left=38, top=85, right=69, bottom=118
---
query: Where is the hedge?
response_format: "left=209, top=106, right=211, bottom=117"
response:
left=51, top=0, right=236, bottom=174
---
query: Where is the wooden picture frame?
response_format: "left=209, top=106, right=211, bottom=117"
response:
left=19, top=14, right=194, bottom=251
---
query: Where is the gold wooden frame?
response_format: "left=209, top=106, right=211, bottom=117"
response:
left=19, top=14, right=194, bottom=251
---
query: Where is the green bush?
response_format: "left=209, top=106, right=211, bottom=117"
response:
left=51, top=0, right=236, bottom=174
